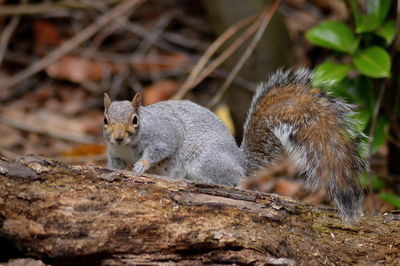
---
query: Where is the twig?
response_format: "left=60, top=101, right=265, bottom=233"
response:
left=0, top=0, right=122, bottom=16
left=162, top=31, right=208, bottom=50
left=208, top=0, right=282, bottom=108
left=172, top=14, right=257, bottom=100
left=79, top=0, right=113, bottom=12
left=132, top=11, right=177, bottom=60
left=3, top=51, right=31, bottom=66
left=213, top=68, right=256, bottom=92
left=0, top=0, right=145, bottom=91
left=0, top=115, right=96, bottom=144
left=83, top=1, right=138, bottom=58
left=83, top=16, right=129, bottom=58
left=0, top=15, right=20, bottom=67
left=174, top=10, right=210, bottom=35
left=188, top=16, right=262, bottom=96
left=125, top=22, right=177, bottom=52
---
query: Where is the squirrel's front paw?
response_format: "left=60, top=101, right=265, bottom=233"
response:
left=133, top=159, right=150, bottom=173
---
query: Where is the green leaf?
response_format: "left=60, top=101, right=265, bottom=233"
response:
left=370, top=115, right=388, bottom=154
left=349, top=0, right=362, bottom=29
left=322, top=77, right=358, bottom=102
left=353, top=46, right=391, bottom=78
left=354, top=76, right=375, bottom=114
left=355, top=0, right=391, bottom=33
left=312, top=62, right=352, bottom=87
left=356, top=14, right=380, bottom=33
left=379, top=192, right=400, bottom=208
left=359, top=174, right=386, bottom=191
left=375, top=20, right=396, bottom=45
left=366, top=0, right=391, bottom=24
left=305, top=21, right=358, bottom=53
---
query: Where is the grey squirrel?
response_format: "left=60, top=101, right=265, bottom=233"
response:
left=103, top=68, right=368, bottom=223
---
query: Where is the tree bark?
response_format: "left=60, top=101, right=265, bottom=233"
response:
left=0, top=155, right=399, bottom=265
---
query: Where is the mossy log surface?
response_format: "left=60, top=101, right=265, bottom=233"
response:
left=0, top=155, right=399, bottom=265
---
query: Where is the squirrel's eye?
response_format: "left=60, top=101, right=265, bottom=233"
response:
left=104, top=117, right=108, bottom=125
left=132, top=115, right=138, bottom=126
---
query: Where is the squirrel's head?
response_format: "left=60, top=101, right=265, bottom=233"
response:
left=103, top=93, right=142, bottom=146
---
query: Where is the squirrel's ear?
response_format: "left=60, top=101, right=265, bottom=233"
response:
left=132, top=93, right=142, bottom=111
left=104, top=93, right=112, bottom=112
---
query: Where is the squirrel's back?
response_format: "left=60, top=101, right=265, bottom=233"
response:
left=142, top=100, right=238, bottom=152
left=144, top=100, right=234, bottom=140
left=140, top=100, right=243, bottom=185
left=241, top=68, right=368, bottom=222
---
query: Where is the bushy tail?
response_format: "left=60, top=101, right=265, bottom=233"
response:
left=240, top=68, right=369, bottom=223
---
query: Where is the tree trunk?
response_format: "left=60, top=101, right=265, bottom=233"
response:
left=0, top=155, right=399, bottom=265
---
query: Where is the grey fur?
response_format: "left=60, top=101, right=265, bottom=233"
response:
left=104, top=100, right=244, bottom=187
left=104, top=68, right=368, bottom=223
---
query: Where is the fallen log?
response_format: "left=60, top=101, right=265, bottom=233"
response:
left=0, top=155, right=399, bottom=265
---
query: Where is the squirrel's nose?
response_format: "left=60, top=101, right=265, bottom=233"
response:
left=115, top=137, right=124, bottom=144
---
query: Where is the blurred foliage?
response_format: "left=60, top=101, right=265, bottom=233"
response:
left=306, top=0, right=398, bottom=208
left=378, top=192, right=400, bottom=208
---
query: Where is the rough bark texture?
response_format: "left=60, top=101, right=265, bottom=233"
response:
left=0, top=155, right=399, bottom=265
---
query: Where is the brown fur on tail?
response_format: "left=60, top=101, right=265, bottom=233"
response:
left=240, top=68, right=368, bottom=222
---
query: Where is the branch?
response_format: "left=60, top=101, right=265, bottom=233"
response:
left=0, top=155, right=399, bottom=265
left=0, top=0, right=122, bottom=16
left=0, top=14, right=20, bottom=67
left=0, top=115, right=95, bottom=144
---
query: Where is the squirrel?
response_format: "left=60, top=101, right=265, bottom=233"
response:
left=103, top=68, right=368, bottom=223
